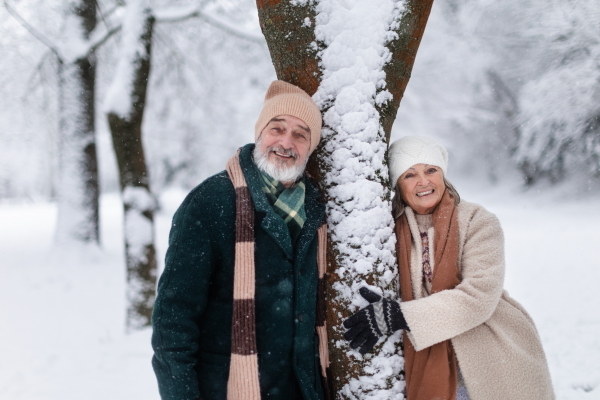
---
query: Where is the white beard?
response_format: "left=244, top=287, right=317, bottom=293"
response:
left=253, top=139, right=308, bottom=183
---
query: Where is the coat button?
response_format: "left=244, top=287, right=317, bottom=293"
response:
left=298, top=314, right=303, bottom=322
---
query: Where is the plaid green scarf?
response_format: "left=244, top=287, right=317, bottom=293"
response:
left=258, top=169, right=306, bottom=242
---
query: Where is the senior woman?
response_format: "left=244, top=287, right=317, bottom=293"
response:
left=343, top=136, right=555, bottom=400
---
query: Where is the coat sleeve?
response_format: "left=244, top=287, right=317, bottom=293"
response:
left=151, top=192, right=215, bottom=400
left=400, top=206, right=505, bottom=351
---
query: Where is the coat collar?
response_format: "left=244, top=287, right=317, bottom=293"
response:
left=294, top=172, right=326, bottom=263
left=239, top=143, right=325, bottom=260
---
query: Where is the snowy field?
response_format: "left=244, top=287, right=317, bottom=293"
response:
left=1, top=183, right=599, bottom=399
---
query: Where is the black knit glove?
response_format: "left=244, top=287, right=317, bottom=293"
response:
left=343, top=287, right=409, bottom=354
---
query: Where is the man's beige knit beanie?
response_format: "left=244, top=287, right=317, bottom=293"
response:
left=255, top=80, right=322, bottom=154
left=388, top=136, right=449, bottom=187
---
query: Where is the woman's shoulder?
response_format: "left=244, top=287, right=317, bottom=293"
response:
left=456, top=200, right=502, bottom=233
left=455, top=200, right=505, bottom=269
left=457, top=199, right=497, bottom=218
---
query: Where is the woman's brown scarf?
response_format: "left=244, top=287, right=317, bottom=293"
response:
left=396, top=189, right=461, bottom=400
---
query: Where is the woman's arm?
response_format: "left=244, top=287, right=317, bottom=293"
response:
left=401, top=205, right=505, bottom=351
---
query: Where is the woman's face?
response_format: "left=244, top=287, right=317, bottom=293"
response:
left=397, top=164, right=445, bottom=215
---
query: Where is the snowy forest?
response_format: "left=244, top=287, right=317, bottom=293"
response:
left=1, top=0, right=599, bottom=399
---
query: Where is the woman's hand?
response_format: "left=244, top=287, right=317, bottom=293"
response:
left=342, top=287, right=409, bottom=354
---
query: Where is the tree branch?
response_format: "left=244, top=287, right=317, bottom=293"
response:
left=99, top=4, right=124, bottom=25
left=3, top=0, right=62, bottom=60
left=63, top=7, right=124, bottom=64
left=95, top=0, right=108, bottom=28
left=153, top=5, right=264, bottom=44
left=86, top=23, right=122, bottom=56
left=25, top=49, right=51, bottom=93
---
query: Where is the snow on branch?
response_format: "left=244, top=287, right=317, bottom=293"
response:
left=3, top=0, right=62, bottom=59
left=61, top=6, right=125, bottom=64
left=103, top=0, right=150, bottom=118
left=85, top=20, right=124, bottom=58
left=4, top=0, right=125, bottom=64
left=154, top=4, right=265, bottom=44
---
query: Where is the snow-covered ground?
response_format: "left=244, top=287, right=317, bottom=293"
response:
left=1, top=183, right=599, bottom=399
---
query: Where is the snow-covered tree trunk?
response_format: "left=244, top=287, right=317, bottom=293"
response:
left=104, top=0, right=156, bottom=330
left=55, top=0, right=100, bottom=244
left=104, top=0, right=156, bottom=329
left=257, top=0, right=433, bottom=398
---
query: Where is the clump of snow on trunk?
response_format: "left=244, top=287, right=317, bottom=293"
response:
left=122, top=186, right=156, bottom=330
left=123, top=186, right=154, bottom=265
left=313, top=0, right=407, bottom=398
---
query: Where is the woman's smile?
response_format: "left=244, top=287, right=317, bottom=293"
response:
left=416, top=189, right=434, bottom=197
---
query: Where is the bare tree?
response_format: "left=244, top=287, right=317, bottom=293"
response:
left=104, top=0, right=264, bottom=329
left=257, top=0, right=434, bottom=397
left=104, top=0, right=156, bottom=330
left=6, top=0, right=263, bottom=328
left=4, top=0, right=121, bottom=244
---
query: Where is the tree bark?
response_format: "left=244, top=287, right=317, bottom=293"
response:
left=257, top=0, right=434, bottom=398
left=379, top=0, right=435, bottom=143
left=256, top=0, right=321, bottom=96
left=55, top=0, right=100, bottom=244
left=105, top=1, right=156, bottom=329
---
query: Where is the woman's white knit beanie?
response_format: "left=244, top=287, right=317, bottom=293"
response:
left=388, top=136, right=448, bottom=186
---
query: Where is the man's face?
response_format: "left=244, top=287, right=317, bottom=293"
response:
left=254, top=115, right=311, bottom=186
left=258, top=115, right=311, bottom=170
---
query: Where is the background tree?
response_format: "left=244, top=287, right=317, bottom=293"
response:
left=257, top=0, right=434, bottom=397
left=4, top=0, right=121, bottom=244
left=104, top=0, right=157, bottom=329
left=104, top=0, right=264, bottom=329
left=512, top=0, right=600, bottom=183
left=5, top=0, right=265, bottom=329
left=54, top=0, right=100, bottom=244
left=421, top=0, right=600, bottom=186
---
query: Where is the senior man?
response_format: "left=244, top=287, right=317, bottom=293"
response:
left=152, top=81, right=331, bottom=400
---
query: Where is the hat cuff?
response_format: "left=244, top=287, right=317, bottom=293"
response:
left=255, top=94, right=322, bottom=154
left=389, top=158, right=447, bottom=188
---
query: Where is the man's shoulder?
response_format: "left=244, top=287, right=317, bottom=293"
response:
left=457, top=200, right=498, bottom=223
left=194, top=170, right=234, bottom=196
left=177, top=170, right=236, bottom=215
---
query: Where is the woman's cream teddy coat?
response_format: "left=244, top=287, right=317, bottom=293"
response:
left=400, top=200, right=555, bottom=400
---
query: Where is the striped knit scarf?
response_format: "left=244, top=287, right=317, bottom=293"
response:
left=258, top=170, right=306, bottom=242
left=225, top=150, right=332, bottom=400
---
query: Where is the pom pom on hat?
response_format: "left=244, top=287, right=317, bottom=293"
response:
left=388, top=136, right=448, bottom=187
left=255, top=81, right=322, bottom=154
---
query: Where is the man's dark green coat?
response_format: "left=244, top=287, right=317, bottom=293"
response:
left=152, top=144, right=326, bottom=400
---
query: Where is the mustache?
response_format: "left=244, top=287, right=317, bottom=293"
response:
left=254, top=140, right=307, bottom=183
left=268, top=145, right=299, bottom=161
